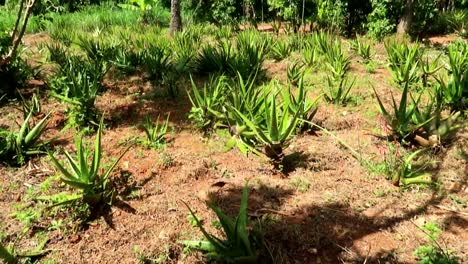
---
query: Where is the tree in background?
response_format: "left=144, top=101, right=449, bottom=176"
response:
left=0, top=0, right=37, bottom=67
left=170, top=0, right=182, bottom=34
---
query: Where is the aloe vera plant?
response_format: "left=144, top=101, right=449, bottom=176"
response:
left=420, top=54, right=441, bottom=88
left=182, top=184, right=259, bottom=262
left=0, top=110, right=50, bottom=165
left=48, top=119, right=131, bottom=206
left=142, top=114, right=170, bottom=149
left=0, top=244, right=16, bottom=264
left=350, top=35, right=372, bottom=63
left=271, top=39, right=291, bottom=61
left=234, top=94, right=302, bottom=166
left=323, top=39, right=354, bottom=105
left=282, top=77, right=319, bottom=131
left=287, top=61, right=305, bottom=86
left=187, top=75, right=228, bottom=130
left=374, top=83, right=426, bottom=144
left=392, top=149, right=433, bottom=186
left=19, top=93, right=41, bottom=117
left=197, top=40, right=233, bottom=75
left=440, top=41, right=468, bottom=111
left=385, top=41, right=420, bottom=88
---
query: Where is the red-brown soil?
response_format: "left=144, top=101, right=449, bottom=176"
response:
left=0, top=33, right=466, bottom=264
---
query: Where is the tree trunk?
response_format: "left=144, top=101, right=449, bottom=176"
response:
left=169, top=0, right=182, bottom=35
left=397, top=0, right=415, bottom=34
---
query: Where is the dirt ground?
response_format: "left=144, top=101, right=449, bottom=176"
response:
left=0, top=33, right=467, bottom=264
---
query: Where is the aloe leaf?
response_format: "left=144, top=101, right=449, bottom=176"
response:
left=63, top=150, right=81, bottom=179
left=61, top=178, right=94, bottom=190
left=182, top=201, right=227, bottom=252
left=78, top=139, right=90, bottom=182
left=48, top=151, right=77, bottom=182
left=101, top=144, right=132, bottom=180
left=90, top=117, right=104, bottom=178
left=236, top=185, right=253, bottom=255
left=224, top=137, right=237, bottom=152
left=16, top=111, right=32, bottom=153
left=24, top=112, right=50, bottom=146
left=181, top=240, right=217, bottom=252
left=233, top=108, right=270, bottom=145
left=210, top=204, right=237, bottom=242
left=269, top=98, right=279, bottom=142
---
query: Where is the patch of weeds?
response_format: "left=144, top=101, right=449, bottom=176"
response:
left=289, top=176, right=311, bottom=193
left=159, top=151, right=174, bottom=168
left=47, top=219, right=63, bottom=232
left=365, top=61, right=376, bottom=73
left=134, top=148, right=146, bottom=159
left=220, top=168, right=233, bottom=179
left=413, top=222, right=459, bottom=264
left=11, top=203, right=43, bottom=231
left=449, top=195, right=467, bottom=208
left=187, top=212, right=203, bottom=227
left=127, top=190, right=141, bottom=200
left=39, top=174, right=61, bottom=193
left=372, top=188, right=388, bottom=197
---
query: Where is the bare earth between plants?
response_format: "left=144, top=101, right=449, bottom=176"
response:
left=0, top=31, right=467, bottom=264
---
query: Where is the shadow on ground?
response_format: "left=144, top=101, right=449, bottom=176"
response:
left=207, top=177, right=467, bottom=264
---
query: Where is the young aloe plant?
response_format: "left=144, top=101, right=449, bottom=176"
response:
left=142, top=114, right=170, bottom=149
left=182, top=184, right=259, bottom=262
left=385, top=41, right=420, bottom=88
left=420, top=54, right=441, bottom=88
left=373, top=82, right=431, bottom=145
left=392, top=149, right=433, bottom=186
left=234, top=94, right=302, bottom=166
left=440, top=41, right=468, bottom=111
left=0, top=244, right=16, bottom=264
left=19, top=93, right=41, bottom=117
left=350, top=35, right=372, bottom=63
left=187, top=75, right=228, bottom=130
left=271, top=39, right=291, bottom=61
left=282, top=77, right=320, bottom=131
left=0, top=110, right=50, bottom=165
left=324, top=74, right=355, bottom=105
left=287, top=61, right=305, bottom=86
left=48, top=119, right=131, bottom=206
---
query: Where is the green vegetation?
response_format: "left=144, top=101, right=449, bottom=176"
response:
left=0, top=0, right=466, bottom=262
left=182, top=184, right=260, bottom=262
left=141, top=114, right=170, bottom=149
left=0, top=110, right=49, bottom=165
left=414, top=222, right=460, bottom=264
left=48, top=119, right=131, bottom=207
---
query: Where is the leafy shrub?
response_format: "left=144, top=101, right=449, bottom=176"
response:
left=315, top=0, right=347, bottom=33
left=367, top=0, right=400, bottom=40
left=411, top=0, right=439, bottom=36
left=0, top=32, right=33, bottom=99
